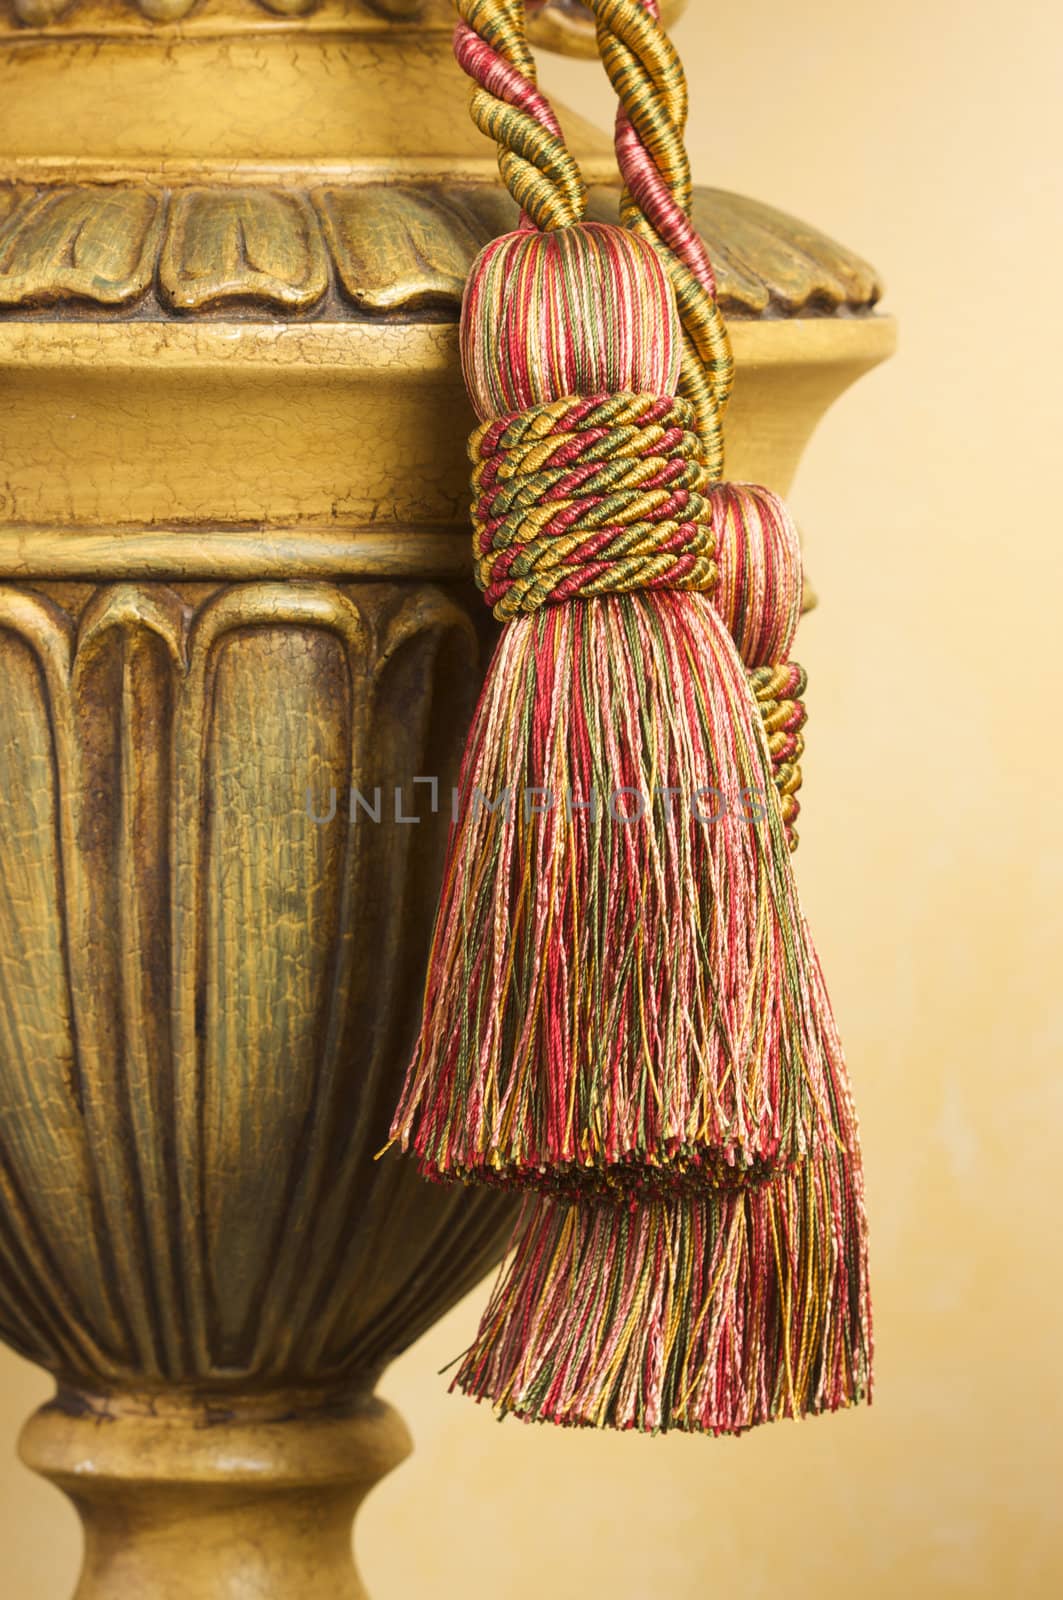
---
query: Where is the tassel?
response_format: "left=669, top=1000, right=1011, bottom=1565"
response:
left=389, top=221, right=840, bottom=1200
left=454, top=947, right=871, bottom=1434
left=384, top=0, right=873, bottom=1441
left=451, top=451, right=869, bottom=1431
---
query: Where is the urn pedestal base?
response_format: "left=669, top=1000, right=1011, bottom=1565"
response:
left=20, top=1389, right=411, bottom=1600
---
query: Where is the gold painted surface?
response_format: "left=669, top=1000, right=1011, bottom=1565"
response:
left=0, top=527, right=475, bottom=579
left=686, top=188, right=882, bottom=314
left=0, top=561, right=513, bottom=1595
left=0, top=31, right=617, bottom=184
left=0, top=574, right=508, bottom=1389
left=0, top=0, right=453, bottom=33
left=0, top=187, right=163, bottom=306
left=316, top=183, right=500, bottom=313
left=0, top=316, right=896, bottom=533
left=7, top=0, right=679, bottom=36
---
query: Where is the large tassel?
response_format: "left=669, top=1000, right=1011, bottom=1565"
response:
left=389, top=221, right=840, bottom=1200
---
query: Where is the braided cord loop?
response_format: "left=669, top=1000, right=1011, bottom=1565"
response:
left=585, top=0, right=734, bottom=467
left=470, top=391, right=717, bottom=618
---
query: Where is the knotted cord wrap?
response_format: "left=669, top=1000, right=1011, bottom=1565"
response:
left=387, top=0, right=871, bottom=1431
left=471, top=391, right=716, bottom=617
left=751, top=661, right=808, bottom=850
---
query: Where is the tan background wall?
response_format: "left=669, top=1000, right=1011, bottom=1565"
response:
left=2, top=1, right=1060, bottom=1594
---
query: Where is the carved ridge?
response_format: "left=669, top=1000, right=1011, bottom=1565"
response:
left=1, top=0, right=672, bottom=36
left=0, top=180, right=883, bottom=320
left=1, top=0, right=439, bottom=29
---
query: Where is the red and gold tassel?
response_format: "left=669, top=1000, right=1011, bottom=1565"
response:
left=386, top=0, right=872, bottom=1435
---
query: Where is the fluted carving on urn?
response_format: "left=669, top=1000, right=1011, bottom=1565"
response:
left=0, top=577, right=510, bottom=1393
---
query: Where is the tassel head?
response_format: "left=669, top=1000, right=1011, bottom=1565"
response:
left=461, top=222, right=682, bottom=419
left=710, top=481, right=803, bottom=667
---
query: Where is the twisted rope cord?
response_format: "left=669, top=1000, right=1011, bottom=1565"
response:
left=470, top=391, right=717, bottom=617
left=455, top=0, right=587, bottom=229
left=750, top=661, right=807, bottom=850
left=584, top=0, right=734, bottom=468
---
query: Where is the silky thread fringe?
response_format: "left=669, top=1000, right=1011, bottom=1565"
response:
left=454, top=943, right=871, bottom=1433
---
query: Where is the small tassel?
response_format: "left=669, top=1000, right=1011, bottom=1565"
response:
left=706, top=479, right=807, bottom=848
left=454, top=948, right=871, bottom=1434
left=389, top=222, right=840, bottom=1200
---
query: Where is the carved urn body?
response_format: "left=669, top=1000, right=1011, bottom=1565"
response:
left=0, top=2, right=893, bottom=1596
